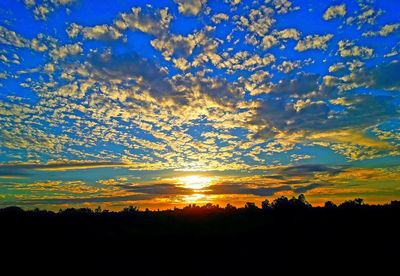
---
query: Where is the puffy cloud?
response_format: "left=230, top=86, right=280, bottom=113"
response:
left=295, top=34, right=333, bottom=51
left=346, top=4, right=383, bottom=30
left=211, top=13, right=229, bottom=24
left=238, top=6, right=275, bottom=36
left=151, top=34, right=198, bottom=60
left=265, top=73, right=320, bottom=95
left=363, top=23, right=400, bottom=37
left=243, top=70, right=273, bottom=96
left=170, top=73, right=243, bottom=109
left=261, top=35, right=278, bottom=50
left=174, top=0, right=208, bottom=16
left=24, top=0, right=76, bottom=20
left=0, top=161, right=129, bottom=171
left=84, top=51, right=186, bottom=105
left=261, top=28, right=300, bottom=50
left=323, top=4, right=347, bottom=20
left=33, top=5, right=52, bottom=20
left=276, top=28, right=301, bottom=40
left=276, top=60, right=303, bottom=73
left=0, top=27, right=52, bottom=54
left=82, top=50, right=245, bottom=114
left=217, top=51, right=275, bottom=73
left=226, top=0, right=241, bottom=6
left=337, top=40, right=374, bottom=58
left=49, top=43, right=82, bottom=60
left=172, top=58, right=191, bottom=71
left=67, top=23, right=123, bottom=40
left=328, top=63, right=346, bottom=73
left=344, top=61, right=400, bottom=91
left=65, top=6, right=173, bottom=46
left=115, top=7, right=172, bottom=36
left=31, top=37, right=48, bottom=52
left=0, top=26, right=31, bottom=48
left=271, top=0, right=299, bottom=14
left=245, top=70, right=398, bottom=140
left=251, top=97, right=330, bottom=135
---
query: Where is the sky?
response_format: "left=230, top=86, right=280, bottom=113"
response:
left=0, top=0, right=399, bottom=210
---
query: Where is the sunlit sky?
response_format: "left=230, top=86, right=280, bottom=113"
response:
left=0, top=0, right=399, bottom=210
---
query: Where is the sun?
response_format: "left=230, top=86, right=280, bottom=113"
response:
left=177, top=175, right=213, bottom=190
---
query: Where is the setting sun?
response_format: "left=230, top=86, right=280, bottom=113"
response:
left=177, top=175, right=213, bottom=190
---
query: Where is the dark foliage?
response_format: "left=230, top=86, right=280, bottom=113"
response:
left=1, top=195, right=399, bottom=274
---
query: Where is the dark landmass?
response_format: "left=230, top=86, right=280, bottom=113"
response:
left=1, top=195, right=399, bottom=274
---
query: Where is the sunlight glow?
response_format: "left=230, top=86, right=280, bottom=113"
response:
left=177, top=175, right=213, bottom=190
left=183, top=193, right=206, bottom=202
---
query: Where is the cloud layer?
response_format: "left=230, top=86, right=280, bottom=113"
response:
left=0, top=0, right=399, bottom=209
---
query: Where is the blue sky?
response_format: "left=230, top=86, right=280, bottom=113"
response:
left=0, top=0, right=399, bottom=209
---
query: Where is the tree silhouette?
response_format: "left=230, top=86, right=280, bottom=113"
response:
left=244, top=202, right=258, bottom=210
left=271, top=196, right=291, bottom=209
left=261, top=199, right=271, bottom=210
left=123, top=205, right=139, bottom=213
left=339, top=198, right=364, bottom=208
left=324, top=201, right=337, bottom=208
left=225, top=203, right=236, bottom=210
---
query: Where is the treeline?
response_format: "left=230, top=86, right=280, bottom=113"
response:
left=1, top=194, right=399, bottom=215
left=1, top=194, right=399, bottom=272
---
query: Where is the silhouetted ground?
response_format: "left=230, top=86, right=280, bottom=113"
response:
left=1, top=196, right=399, bottom=274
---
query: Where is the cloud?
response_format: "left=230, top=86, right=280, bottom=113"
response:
left=276, top=60, right=303, bottom=73
left=119, top=183, right=191, bottom=195
left=205, top=183, right=293, bottom=197
left=174, top=0, right=208, bottom=16
left=295, top=34, right=333, bottom=51
left=85, top=51, right=184, bottom=105
left=50, top=43, right=82, bottom=60
left=311, top=129, right=393, bottom=149
left=246, top=67, right=398, bottom=139
left=363, top=23, right=400, bottom=37
left=261, top=35, right=278, bottom=50
left=280, top=164, right=344, bottom=177
left=83, top=50, right=243, bottom=119
left=6, top=194, right=152, bottom=206
left=238, top=6, right=275, bottom=36
left=345, top=61, right=400, bottom=91
left=345, top=3, right=383, bottom=30
left=115, top=7, right=172, bottom=36
left=204, top=180, right=323, bottom=197
left=323, top=4, right=347, bottom=21
left=216, top=51, right=275, bottom=73
left=23, top=0, right=76, bottom=20
left=1, top=0, right=399, bottom=208
left=271, top=0, right=299, bottom=14
left=260, top=28, right=300, bottom=50
left=0, top=26, right=31, bottom=48
left=337, top=40, right=374, bottom=58
left=0, top=26, right=50, bottom=53
left=0, top=161, right=129, bottom=171
left=266, top=73, right=320, bottom=95
left=67, top=23, right=123, bottom=41
left=212, top=13, right=229, bottom=24
left=150, top=33, right=198, bottom=60
left=277, top=28, right=301, bottom=40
